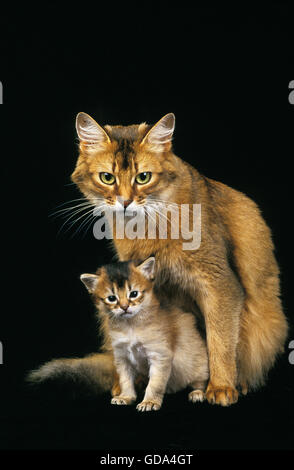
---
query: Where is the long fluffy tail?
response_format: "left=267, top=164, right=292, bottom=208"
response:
left=26, top=352, right=116, bottom=393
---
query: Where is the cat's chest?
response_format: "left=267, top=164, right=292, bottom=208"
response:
left=114, top=238, right=160, bottom=261
left=112, top=331, right=149, bottom=372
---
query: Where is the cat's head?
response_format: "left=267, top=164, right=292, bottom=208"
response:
left=80, top=257, right=156, bottom=319
left=71, top=113, right=178, bottom=214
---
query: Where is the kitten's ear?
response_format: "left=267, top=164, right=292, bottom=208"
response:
left=80, top=273, right=99, bottom=293
left=76, top=112, right=111, bottom=148
left=137, top=257, right=156, bottom=280
left=140, top=113, right=175, bottom=152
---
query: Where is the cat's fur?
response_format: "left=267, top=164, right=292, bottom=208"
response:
left=28, top=113, right=288, bottom=406
left=80, top=257, right=209, bottom=411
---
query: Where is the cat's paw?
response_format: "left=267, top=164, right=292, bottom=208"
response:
left=239, top=382, right=248, bottom=395
left=136, top=400, right=161, bottom=412
left=206, top=382, right=238, bottom=406
left=188, top=389, right=205, bottom=403
left=111, top=395, right=135, bottom=405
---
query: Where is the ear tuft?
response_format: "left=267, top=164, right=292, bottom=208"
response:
left=80, top=273, right=99, bottom=293
left=137, top=257, right=156, bottom=280
left=141, top=113, right=175, bottom=152
left=76, top=112, right=110, bottom=148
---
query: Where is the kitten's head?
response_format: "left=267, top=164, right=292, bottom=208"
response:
left=80, top=257, right=156, bottom=319
left=71, top=113, right=178, bottom=213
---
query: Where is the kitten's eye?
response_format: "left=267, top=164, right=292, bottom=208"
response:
left=100, top=172, right=116, bottom=185
left=107, top=295, right=117, bottom=303
left=129, top=290, right=139, bottom=299
left=135, top=172, right=152, bottom=185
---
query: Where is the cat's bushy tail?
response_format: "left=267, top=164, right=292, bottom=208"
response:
left=26, top=352, right=116, bottom=393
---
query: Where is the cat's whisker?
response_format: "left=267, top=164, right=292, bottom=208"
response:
left=50, top=202, right=95, bottom=218
left=69, top=203, right=111, bottom=239
left=52, top=206, right=95, bottom=227
left=144, top=207, right=158, bottom=230
left=69, top=211, right=97, bottom=239
left=148, top=201, right=195, bottom=223
left=148, top=204, right=193, bottom=231
left=52, top=198, right=89, bottom=210
left=147, top=198, right=180, bottom=207
left=148, top=198, right=195, bottom=214
left=57, top=207, right=97, bottom=236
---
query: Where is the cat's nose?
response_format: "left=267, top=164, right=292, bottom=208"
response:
left=123, top=199, right=132, bottom=209
left=120, top=303, right=129, bottom=312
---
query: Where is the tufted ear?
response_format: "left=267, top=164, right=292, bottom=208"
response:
left=136, top=257, right=156, bottom=280
left=80, top=273, right=99, bottom=293
left=140, top=113, right=175, bottom=152
left=76, top=112, right=111, bottom=148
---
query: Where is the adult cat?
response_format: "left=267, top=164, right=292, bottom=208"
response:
left=70, top=111, right=288, bottom=406
left=30, top=112, right=287, bottom=406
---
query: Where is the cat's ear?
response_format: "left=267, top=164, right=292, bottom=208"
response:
left=76, top=112, right=111, bottom=148
left=80, top=273, right=99, bottom=293
left=140, top=113, right=175, bottom=152
left=137, top=257, right=156, bottom=280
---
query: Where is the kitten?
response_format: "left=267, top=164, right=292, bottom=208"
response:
left=71, top=112, right=288, bottom=405
left=80, top=257, right=209, bottom=411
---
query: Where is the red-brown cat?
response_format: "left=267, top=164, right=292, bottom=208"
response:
left=80, top=257, right=209, bottom=411
left=70, top=112, right=288, bottom=406
left=28, top=113, right=288, bottom=407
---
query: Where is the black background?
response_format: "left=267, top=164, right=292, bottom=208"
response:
left=0, top=4, right=293, bottom=459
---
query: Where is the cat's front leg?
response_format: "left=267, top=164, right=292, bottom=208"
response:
left=136, top=356, right=172, bottom=412
left=111, top=359, right=137, bottom=406
left=194, top=266, right=244, bottom=406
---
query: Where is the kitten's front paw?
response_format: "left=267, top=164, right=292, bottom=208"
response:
left=206, top=382, right=238, bottom=406
left=188, top=389, right=205, bottom=403
left=136, top=400, right=161, bottom=412
left=111, top=395, right=135, bottom=406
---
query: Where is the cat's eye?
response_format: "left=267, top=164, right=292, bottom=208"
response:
left=107, top=295, right=117, bottom=303
left=135, top=172, right=152, bottom=185
left=100, top=172, right=116, bottom=185
left=129, top=290, right=139, bottom=299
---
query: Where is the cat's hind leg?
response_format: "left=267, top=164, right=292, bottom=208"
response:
left=188, top=380, right=207, bottom=403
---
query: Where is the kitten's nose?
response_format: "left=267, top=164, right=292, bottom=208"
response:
left=123, top=199, right=132, bottom=209
left=120, top=303, right=129, bottom=312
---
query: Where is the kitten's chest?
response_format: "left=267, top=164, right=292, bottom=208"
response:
left=112, top=331, right=149, bottom=374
